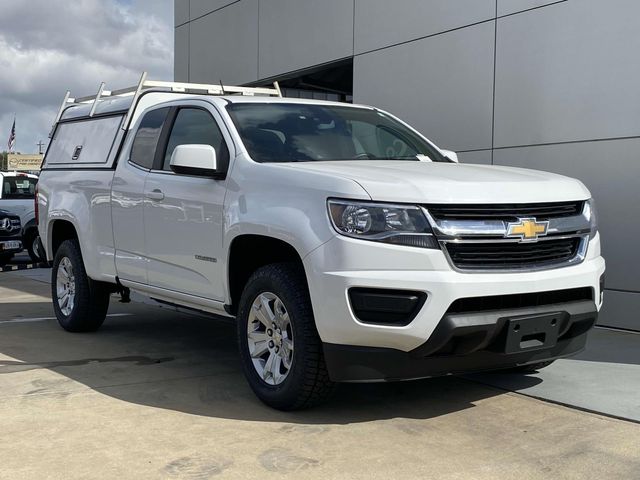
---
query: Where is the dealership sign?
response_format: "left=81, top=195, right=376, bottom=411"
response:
left=7, top=154, right=44, bottom=171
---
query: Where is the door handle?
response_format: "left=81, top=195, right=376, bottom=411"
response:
left=145, top=189, right=164, bottom=201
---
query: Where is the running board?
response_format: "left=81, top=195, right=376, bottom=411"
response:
left=118, top=279, right=233, bottom=318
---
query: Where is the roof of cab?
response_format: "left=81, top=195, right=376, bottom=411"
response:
left=60, top=92, right=367, bottom=122
left=220, top=95, right=361, bottom=108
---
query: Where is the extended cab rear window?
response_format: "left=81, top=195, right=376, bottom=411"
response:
left=1, top=176, right=37, bottom=199
left=130, top=107, right=170, bottom=169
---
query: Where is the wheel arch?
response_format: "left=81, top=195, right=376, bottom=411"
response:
left=22, top=218, right=38, bottom=238
left=48, top=219, right=80, bottom=259
left=226, top=234, right=307, bottom=316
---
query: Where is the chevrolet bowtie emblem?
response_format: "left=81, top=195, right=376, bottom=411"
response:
left=506, top=218, right=549, bottom=242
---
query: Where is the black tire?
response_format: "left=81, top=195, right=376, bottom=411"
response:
left=51, top=239, right=111, bottom=332
left=25, top=230, right=41, bottom=263
left=506, top=360, right=555, bottom=373
left=237, top=262, right=335, bottom=410
left=0, top=253, right=13, bottom=267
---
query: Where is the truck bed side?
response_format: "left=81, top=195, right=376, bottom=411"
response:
left=39, top=169, right=117, bottom=282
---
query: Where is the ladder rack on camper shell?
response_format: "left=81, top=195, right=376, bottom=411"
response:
left=49, top=72, right=282, bottom=137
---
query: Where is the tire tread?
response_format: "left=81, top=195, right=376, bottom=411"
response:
left=51, top=239, right=110, bottom=332
left=237, top=262, right=335, bottom=410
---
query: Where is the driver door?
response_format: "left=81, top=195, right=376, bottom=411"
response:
left=143, top=103, right=232, bottom=301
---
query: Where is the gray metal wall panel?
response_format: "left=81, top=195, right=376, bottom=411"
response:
left=258, top=0, right=354, bottom=79
left=189, top=0, right=258, bottom=85
left=497, top=0, right=562, bottom=17
left=457, top=150, right=492, bottom=165
left=494, top=0, right=640, bottom=148
left=190, top=0, right=237, bottom=20
left=598, top=291, right=640, bottom=330
left=493, top=138, right=640, bottom=293
left=354, top=0, right=494, bottom=54
left=174, top=24, right=189, bottom=82
left=175, top=0, right=190, bottom=26
left=353, top=22, right=495, bottom=152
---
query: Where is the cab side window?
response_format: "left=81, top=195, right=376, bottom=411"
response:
left=130, top=107, right=169, bottom=169
left=163, top=108, right=229, bottom=172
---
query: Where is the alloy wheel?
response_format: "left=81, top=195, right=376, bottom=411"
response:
left=247, top=292, right=294, bottom=385
left=56, top=257, right=76, bottom=316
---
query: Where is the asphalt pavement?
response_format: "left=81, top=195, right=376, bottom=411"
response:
left=1, top=268, right=639, bottom=479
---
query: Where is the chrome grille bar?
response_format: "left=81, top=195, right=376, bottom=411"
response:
left=423, top=203, right=591, bottom=240
left=422, top=202, right=591, bottom=272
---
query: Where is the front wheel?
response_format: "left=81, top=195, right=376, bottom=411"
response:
left=237, top=263, right=335, bottom=410
left=51, top=239, right=111, bottom=332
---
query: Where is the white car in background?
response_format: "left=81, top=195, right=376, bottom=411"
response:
left=0, top=171, right=42, bottom=262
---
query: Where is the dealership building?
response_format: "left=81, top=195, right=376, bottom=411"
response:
left=174, top=0, right=639, bottom=331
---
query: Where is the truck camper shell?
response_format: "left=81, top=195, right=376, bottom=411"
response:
left=44, top=72, right=281, bottom=170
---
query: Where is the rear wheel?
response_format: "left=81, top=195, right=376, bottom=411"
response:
left=237, top=262, right=335, bottom=410
left=51, top=239, right=110, bottom=332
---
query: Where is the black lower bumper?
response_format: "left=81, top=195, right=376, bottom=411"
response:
left=323, top=300, right=597, bottom=382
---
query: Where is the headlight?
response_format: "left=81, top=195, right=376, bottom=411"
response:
left=583, top=198, right=598, bottom=239
left=327, top=199, right=439, bottom=249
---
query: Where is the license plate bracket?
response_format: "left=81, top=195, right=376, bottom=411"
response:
left=503, top=313, right=561, bottom=354
left=1, top=241, right=22, bottom=251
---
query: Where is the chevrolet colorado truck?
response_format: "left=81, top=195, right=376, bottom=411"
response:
left=38, top=76, right=605, bottom=410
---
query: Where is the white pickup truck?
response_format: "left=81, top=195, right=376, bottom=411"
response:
left=38, top=76, right=605, bottom=410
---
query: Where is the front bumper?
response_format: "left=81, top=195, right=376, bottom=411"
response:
left=323, top=299, right=596, bottom=382
left=304, top=233, right=604, bottom=352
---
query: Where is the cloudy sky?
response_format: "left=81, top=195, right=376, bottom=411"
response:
left=0, top=0, right=173, bottom=154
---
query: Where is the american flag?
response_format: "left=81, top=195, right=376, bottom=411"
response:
left=7, top=118, right=16, bottom=152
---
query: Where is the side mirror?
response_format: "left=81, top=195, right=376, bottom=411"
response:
left=170, top=144, right=219, bottom=176
left=440, top=149, right=459, bottom=163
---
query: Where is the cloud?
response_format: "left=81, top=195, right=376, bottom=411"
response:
left=0, top=0, right=173, bottom=154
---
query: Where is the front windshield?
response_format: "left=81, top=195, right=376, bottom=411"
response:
left=226, top=103, right=448, bottom=163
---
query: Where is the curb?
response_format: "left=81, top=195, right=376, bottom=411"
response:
left=1, top=262, right=51, bottom=273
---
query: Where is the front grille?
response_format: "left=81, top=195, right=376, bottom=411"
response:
left=447, top=287, right=593, bottom=314
left=428, top=201, right=584, bottom=221
left=0, top=217, right=21, bottom=238
left=446, top=237, right=581, bottom=270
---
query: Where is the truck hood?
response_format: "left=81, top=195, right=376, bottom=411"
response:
left=276, top=161, right=590, bottom=203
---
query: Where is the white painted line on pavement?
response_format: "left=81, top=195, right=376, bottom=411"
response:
left=0, top=313, right=133, bottom=325
left=595, top=325, right=640, bottom=335
left=0, top=317, right=52, bottom=324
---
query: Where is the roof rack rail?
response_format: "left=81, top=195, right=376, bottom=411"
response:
left=49, top=72, right=283, bottom=137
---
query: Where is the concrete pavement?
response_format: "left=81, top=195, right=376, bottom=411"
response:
left=1, top=270, right=639, bottom=479
left=470, top=327, right=640, bottom=422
